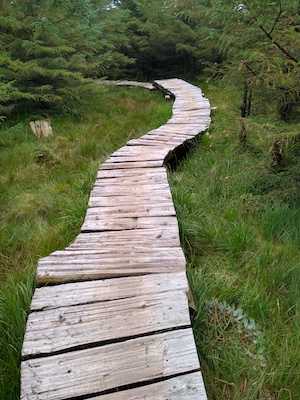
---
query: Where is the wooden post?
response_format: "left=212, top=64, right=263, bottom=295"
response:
left=29, top=120, right=53, bottom=139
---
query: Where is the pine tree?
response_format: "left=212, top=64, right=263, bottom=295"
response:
left=113, top=0, right=213, bottom=79
left=0, top=0, right=131, bottom=117
left=203, top=0, right=300, bottom=120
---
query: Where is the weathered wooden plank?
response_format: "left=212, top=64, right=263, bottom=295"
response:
left=127, top=138, right=168, bottom=146
left=171, top=110, right=210, bottom=117
left=94, top=173, right=169, bottom=185
left=145, top=131, right=197, bottom=140
left=172, top=110, right=210, bottom=118
left=147, top=124, right=198, bottom=134
left=88, top=195, right=173, bottom=207
left=36, top=264, right=185, bottom=285
left=90, top=183, right=170, bottom=193
left=36, top=247, right=186, bottom=284
left=97, top=167, right=167, bottom=179
left=167, top=119, right=211, bottom=126
left=81, top=214, right=178, bottom=232
left=41, top=246, right=184, bottom=260
left=100, top=160, right=163, bottom=170
left=146, top=125, right=205, bottom=136
left=106, top=153, right=167, bottom=163
left=67, top=228, right=181, bottom=248
left=30, top=272, right=188, bottom=311
left=96, top=372, right=207, bottom=400
left=85, top=204, right=176, bottom=218
left=21, top=329, right=200, bottom=400
left=111, top=145, right=166, bottom=156
left=89, top=191, right=171, bottom=202
left=23, top=290, right=191, bottom=357
left=173, top=102, right=210, bottom=109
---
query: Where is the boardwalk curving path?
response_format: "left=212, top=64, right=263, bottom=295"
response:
left=21, top=79, right=211, bottom=400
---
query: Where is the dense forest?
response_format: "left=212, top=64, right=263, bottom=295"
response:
left=1, top=0, right=299, bottom=120
left=1, top=1, right=300, bottom=399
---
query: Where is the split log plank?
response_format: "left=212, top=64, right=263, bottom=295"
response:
left=85, top=204, right=176, bottom=218
left=90, top=183, right=171, bottom=193
left=94, top=174, right=169, bottom=185
left=30, top=272, right=188, bottom=311
left=40, top=246, right=184, bottom=260
left=96, top=372, right=207, bottom=400
left=81, top=214, right=179, bottom=232
left=67, top=228, right=181, bottom=248
left=88, top=195, right=173, bottom=208
left=96, top=166, right=167, bottom=179
left=23, top=290, right=190, bottom=356
left=21, top=329, right=200, bottom=400
left=36, top=248, right=186, bottom=284
left=100, top=160, right=163, bottom=170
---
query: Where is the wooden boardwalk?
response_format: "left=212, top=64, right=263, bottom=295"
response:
left=21, top=79, right=211, bottom=400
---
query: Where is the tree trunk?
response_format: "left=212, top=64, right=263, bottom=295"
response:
left=241, top=82, right=252, bottom=118
left=239, top=119, right=247, bottom=145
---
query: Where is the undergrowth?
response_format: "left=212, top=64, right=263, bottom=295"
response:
left=0, top=85, right=172, bottom=400
left=169, top=81, right=300, bottom=399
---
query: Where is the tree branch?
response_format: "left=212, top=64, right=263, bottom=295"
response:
left=244, top=0, right=298, bottom=63
left=259, top=24, right=298, bottom=63
left=269, top=0, right=282, bottom=35
left=241, top=60, right=257, bottom=76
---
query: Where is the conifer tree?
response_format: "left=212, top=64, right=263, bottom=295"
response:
left=0, top=0, right=131, bottom=117
left=113, top=0, right=213, bottom=79
left=200, top=0, right=300, bottom=120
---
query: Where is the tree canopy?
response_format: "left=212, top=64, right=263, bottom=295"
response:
left=1, top=0, right=299, bottom=119
left=0, top=0, right=132, bottom=116
left=201, top=0, right=300, bottom=119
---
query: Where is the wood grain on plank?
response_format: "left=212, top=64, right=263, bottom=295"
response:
left=81, top=214, right=179, bottom=232
left=30, top=272, right=188, bottom=311
left=85, top=204, right=176, bottom=219
left=96, top=166, right=167, bottom=179
left=94, top=174, right=169, bottom=186
left=90, top=183, right=171, bottom=194
left=94, top=372, right=207, bottom=400
left=100, top=160, right=163, bottom=170
left=36, top=248, right=186, bottom=284
left=88, top=195, right=173, bottom=208
left=67, top=228, right=181, bottom=248
left=21, top=329, right=200, bottom=400
left=23, top=290, right=191, bottom=357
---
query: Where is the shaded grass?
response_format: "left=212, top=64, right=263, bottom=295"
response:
left=169, top=81, right=300, bottom=399
left=0, top=85, right=172, bottom=399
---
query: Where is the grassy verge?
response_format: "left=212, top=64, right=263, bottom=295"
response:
left=169, top=81, right=300, bottom=399
left=0, top=85, right=172, bottom=400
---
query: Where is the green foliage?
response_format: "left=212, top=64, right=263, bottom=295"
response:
left=111, top=0, right=218, bottom=79
left=0, top=0, right=133, bottom=115
left=201, top=0, right=300, bottom=119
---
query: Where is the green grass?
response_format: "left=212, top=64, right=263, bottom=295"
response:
left=169, top=81, right=300, bottom=399
left=0, top=85, right=172, bottom=400
left=1, top=79, right=300, bottom=400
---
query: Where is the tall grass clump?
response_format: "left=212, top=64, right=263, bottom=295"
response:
left=169, top=81, right=300, bottom=399
left=0, top=84, right=172, bottom=400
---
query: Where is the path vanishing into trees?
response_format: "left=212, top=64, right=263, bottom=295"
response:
left=21, top=78, right=211, bottom=399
